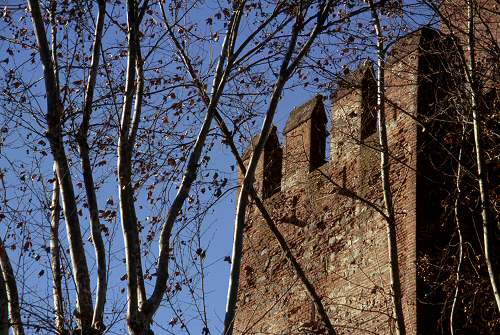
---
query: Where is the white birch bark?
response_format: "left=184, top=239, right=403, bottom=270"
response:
left=367, top=1, right=406, bottom=333
left=0, top=238, right=24, bottom=335
left=26, top=0, right=94, bottom=330
left=50, top=167, right=65, bottom=334
left=466, top=0, right=500, bottom=313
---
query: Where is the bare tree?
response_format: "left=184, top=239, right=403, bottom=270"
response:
left=115, top=1, right=149, bottom=332
left=1, top=0, right=496, bottom=333
left=465, top=0, right=500, bottom=314
left=367, top=0, right=406, bottom=333
left=27, top=0, right=94, bottom=331
left=0, top=237, right=24, bottom=335
left=76, top=0, right=108, bottom=329
left=423, top=0, right=500, bottom=317
left=49, top=166, right=65, bottom=334
left=161, top=2, right=348, bottom=332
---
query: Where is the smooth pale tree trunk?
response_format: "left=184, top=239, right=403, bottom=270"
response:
left=50, top=168, right=65, bottom=334
left=0, top=263, right=8, bottom=335
left=117, top=2, right=141, bottom=331
left=0, top=238, right=24, bottom=335
left=117, top=0, right=244, bottom=332
left=450, top=126, right=466, bottom=335
left=27, top=0, right=94, bottom=330
left=117, top=44, right=148, bottom=333
left=130, top=47, right=148, bottom=308
left=367, top=1, right=406, bottom=334
left=466, top=0, right=500, bottom=313
left=76, top=0, right=108, bottom=329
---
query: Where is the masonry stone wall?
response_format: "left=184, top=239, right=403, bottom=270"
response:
left=233, top=25, right=497, bottom=334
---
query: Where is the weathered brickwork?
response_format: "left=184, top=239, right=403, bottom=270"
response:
left=233, top=23, right=498, bottom=335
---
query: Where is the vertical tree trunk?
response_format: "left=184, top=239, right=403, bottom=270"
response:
left=117, top=10, right=141, bottom=330
left=164, top=20, right=337, bottom=332
left=0, top=264, right=8, bottom=335
left=77, top=0, right=108, bottom=329
left=367, top=1, right=407, bottom=334
left=224, top=55, right=296, bottom=335
left=0, top=238, right=25, bottom=335
left=50, top=168, right=65, bottom=334
left=129, top=48, right=147, bottom=307
left=466, top=0, right=500, bottom=313
left=27, top=0, right=94, bottom=330
left=117, top=2, right=151, bottom=332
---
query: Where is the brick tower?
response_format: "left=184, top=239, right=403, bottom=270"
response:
left=233, top=8, right=499, bottom=333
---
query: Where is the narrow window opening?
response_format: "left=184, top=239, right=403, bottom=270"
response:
left=361, top=73, right=377, bottom=141
left=361, top=106, right=377, bottom=141
left=262, top=128, right=282, bottom=199
left=309, top=108, right=327, bottom=171
left=263, top=147, right=282, bottom=199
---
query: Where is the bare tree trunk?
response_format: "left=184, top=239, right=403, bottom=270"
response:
left=26, top=0, right=94, bottom=330
left=224, top=33, right=299, bottom=335
left=50, top=167, right=66, bottom=334
left=117, top=44, right=148, bottom=334
left=224, top=2, right=332, bottom=334
left=0, top=261, right=8, bottom=335
left=0, top=238, right=24, bottom=335
left=161, top=5, right=334, bottom=332
left=117, top=2, right=141, bottom=331
left=450, top=126, right=466, bottom=335
left=116, top=2, right=152, bottom=333
left=466, top=0, right=500, bottom=313
left=130, top=46, right=147, bottom=308
left=76, top=0, right=108, bottom=329
left=367, top=1, right=406, bottom=334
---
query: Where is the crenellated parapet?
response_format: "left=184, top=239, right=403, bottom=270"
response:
left=237, top=28, right=461, bottom=197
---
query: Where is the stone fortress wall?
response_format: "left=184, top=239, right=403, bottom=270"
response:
left=233, top=14, right=499, bottom=334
